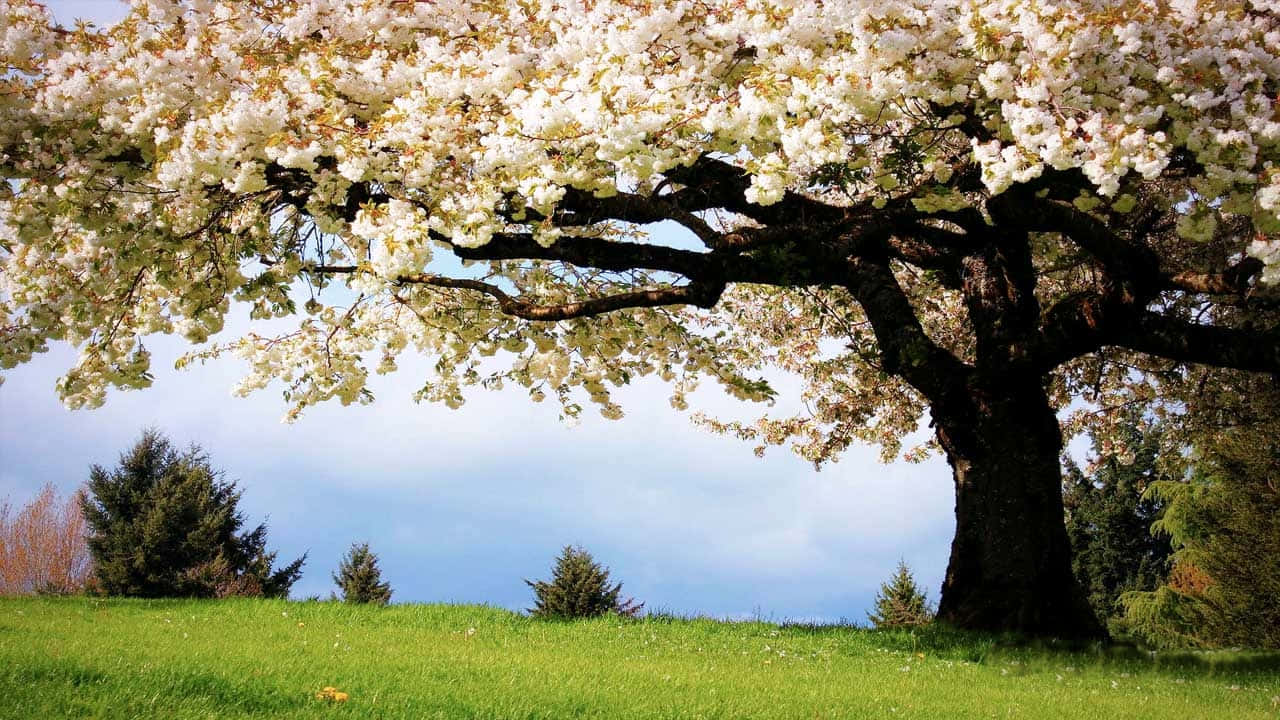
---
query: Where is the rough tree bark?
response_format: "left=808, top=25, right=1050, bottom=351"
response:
left=933, top=377, right=1102, bottom=636
left=928, top=215, right=1103, bottom=635
left=844, top=216, right=1107, bottom=636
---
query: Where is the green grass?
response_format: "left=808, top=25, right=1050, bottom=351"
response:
left=1, top=597, right=1277, bottom=719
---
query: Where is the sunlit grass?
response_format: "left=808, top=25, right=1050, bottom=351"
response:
left=2, top=597, right=1277, bottom=718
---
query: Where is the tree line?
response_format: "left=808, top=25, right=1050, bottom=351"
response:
left=0, top=430, right=643, bottom=615
left=2, top=423, right=1276, bottom=646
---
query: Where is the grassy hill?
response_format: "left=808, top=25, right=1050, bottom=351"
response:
left=2, top=597, right=1277, bottom=718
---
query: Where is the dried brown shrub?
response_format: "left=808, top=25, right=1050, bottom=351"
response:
left=0, top=483, right=93, bottom=595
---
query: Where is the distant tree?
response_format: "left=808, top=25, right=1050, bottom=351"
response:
left=81, top=429, right=305, bottom=598
left=1062, top=416, right=1174, bottom=625
left=332, top=542, right=392, bottom=605
left=867, top=561, right=934, bottom=629
left=526, top=545, right=642, bottom=619
left=0, top=483, right=92, bottom=595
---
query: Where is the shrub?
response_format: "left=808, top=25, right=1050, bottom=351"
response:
left=0, top=483, right=93, bottom=595
left=526, top=545, right=642, bottom=619
left=81, top=429, right=305, bottom=598
left=868, top=560, right=934, bottom=629
left=332, top=542, right=392, bottom=605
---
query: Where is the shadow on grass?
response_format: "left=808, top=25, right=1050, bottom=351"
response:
left=639, top=609, right=1280, bottom=675
left=1103, top=644, right=1280, bottom=674
left=860, top=625, right=1280, bottom=675
left=8, top=661, right=111, bottom=688
left=7, top=657, right=301, bottom=714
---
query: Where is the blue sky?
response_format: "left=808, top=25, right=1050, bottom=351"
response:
left=0, top=0, right=956, bottom=621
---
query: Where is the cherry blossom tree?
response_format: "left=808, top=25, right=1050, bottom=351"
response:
left=3, top=0, right=1278, bottom=635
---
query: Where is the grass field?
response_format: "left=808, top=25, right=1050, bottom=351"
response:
left=2, top=597, right=1277, bottom=719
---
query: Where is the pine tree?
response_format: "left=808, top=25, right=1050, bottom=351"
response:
left=1062, top=416, right=1174, bottom=624
left=332, top=542, right=392, bottom=605
left=526, top=545, right=642, bottom=619
left=80, top=429, right=305, bottom=598
left=867, top=561, right=934, bottom=629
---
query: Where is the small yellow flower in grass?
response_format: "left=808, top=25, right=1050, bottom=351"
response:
left=298, top=622, right=305, bottom=628
left=316, top=686, right=350, bottom=703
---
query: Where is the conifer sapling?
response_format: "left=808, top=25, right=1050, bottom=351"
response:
left=526, top=545, right=642, bottom=619
left=868, top=560, right=935, bottom=629
left=332, top=542, right=392, bottom=605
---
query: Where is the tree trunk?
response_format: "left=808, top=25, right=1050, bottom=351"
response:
left=932, top=376, right=1104, bottom=638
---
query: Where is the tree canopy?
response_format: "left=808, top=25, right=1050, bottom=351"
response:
left=2, top=0, right=1278, bottom=635
left=1120, top=374, right=1280, bottom=649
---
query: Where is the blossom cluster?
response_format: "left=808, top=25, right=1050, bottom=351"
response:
left=0, top=0, right=1276, bottom=442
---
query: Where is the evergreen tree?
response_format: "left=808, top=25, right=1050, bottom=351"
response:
left=1122, top=377, right=1280, bottom=649
left=332, top=542, right=392, bottom=605
left=867, top=561, right=934, bottom=629
left=526, top=545, right=642, bottom=619
left=81, top=429, right=305, bottom=598
left=1062, top=417, right=1174, bottom=625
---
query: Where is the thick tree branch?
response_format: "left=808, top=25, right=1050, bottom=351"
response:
left=313, top=265, right=724, bottom=321
left=397, top=273, right=725, bottom=321
left=440, top=228, right=846, bottom=287
left=1035, top=292, right=1280, bottom=374
left=1118, top=311, right=1280, bottom=374
left=1162, top=257, right=1264, bottom=296
left=958, top=228, right=1046, bottom=371
left=554, top=188, right=721, bottom=247
left=993, top=193, right=1163, bottom=303
left=663, top=154, right=846, bottom=226
left=843, top=254, right=970, bottom=401
left=883, top=218, right=981, bottom=288
left=445, top=231, right=717, bottom=278
left=1035, top=291, right=1127, bottom=370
